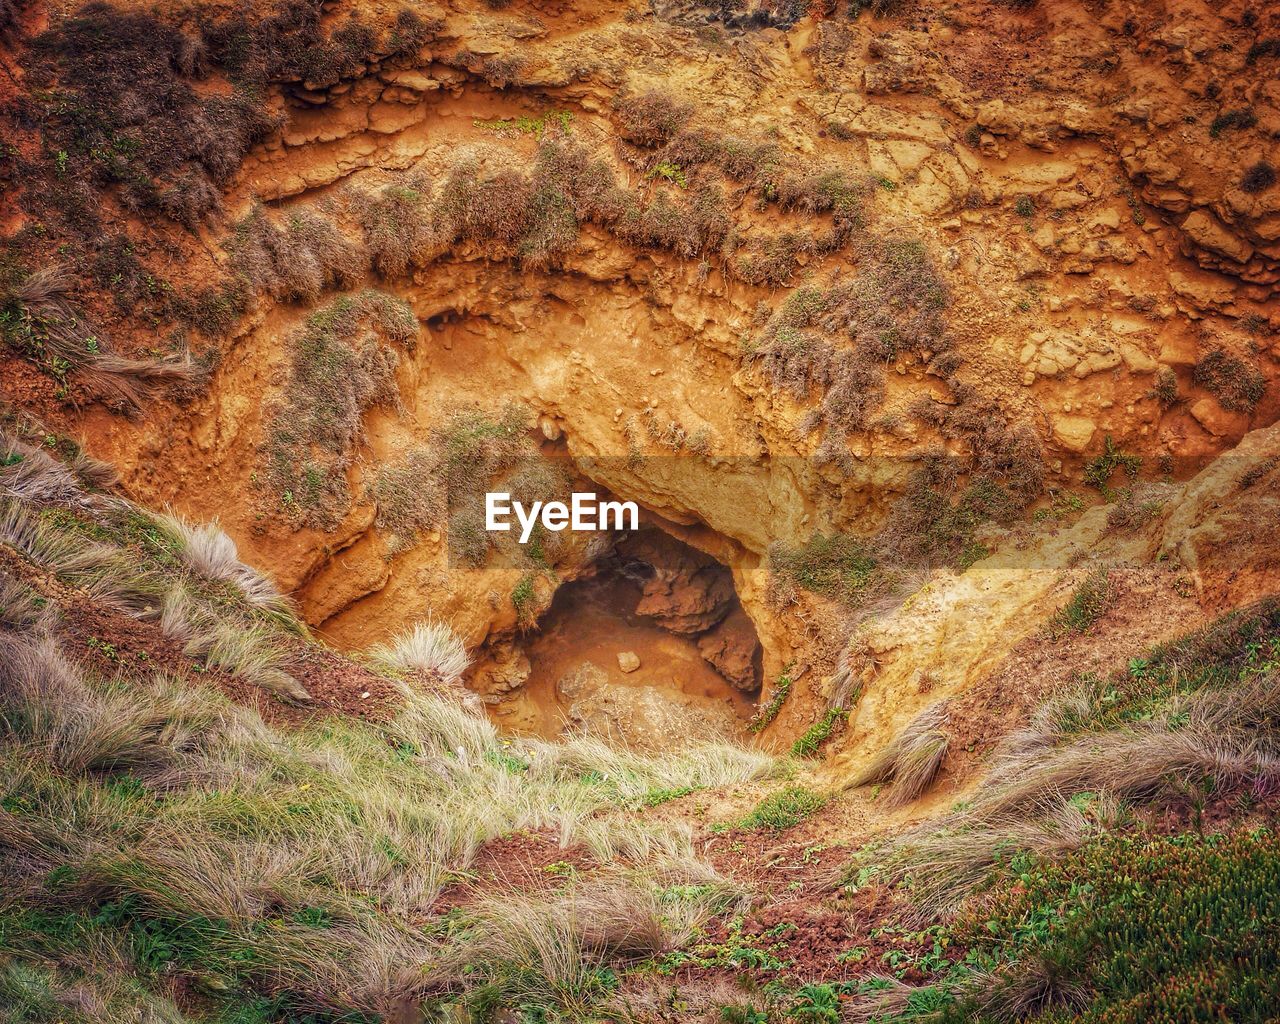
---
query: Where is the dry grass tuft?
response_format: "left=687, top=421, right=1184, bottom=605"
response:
left=614, top=88, right=694, bottom=146
left=852, top=701, right=950, bottom=806
left=367, top=619, right=470, bottom=687
left=155, top=511, right=292, bottom=614
left=2, top=268, right=196, bottom=413
left=1, top=435, right=86, bottom=507
left=230, top=205, right=367, bottom=303
left=875, top=796, right=1115, bottom=920
left=348, top=171, right=437, bottom=278
left=1194, top=348, right=1266, bottom=413
left=429, top=879, right=677, bottom=1016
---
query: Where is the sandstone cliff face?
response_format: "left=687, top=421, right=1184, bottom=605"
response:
left=3, top=0, right=1278, bottom=750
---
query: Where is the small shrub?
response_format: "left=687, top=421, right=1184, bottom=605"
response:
left=1241, top=161, right=1276, bottom=194
left=734, top=230, right=815, bottom=286
left=1194, top=349, right=1266, bottom=413
left=741, top=786, right=826, bottom=831
left=776, top=168, right=869, bottom=236
left=230, top=205, right=366, bottom=303
left=436, top=403, right=530, bottom=498
left=614, top=89, right=693, bottom=146
left=349, top=173, right=436, bottom=278
left=646, top=160, right=688, bottom=187
left=1105, top=494, right=1162, bottom=532
left=1047, top=568, right=1112, bottom=639
left=512, top=573, right=538, bottom=628
left=1209, top=108, right=1257, bottom=138
left=372, top=446, right=446, bottom=550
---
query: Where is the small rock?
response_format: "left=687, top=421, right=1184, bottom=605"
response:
left=617, top=651, right=641, bottom=673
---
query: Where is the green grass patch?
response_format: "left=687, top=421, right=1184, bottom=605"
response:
left=791, top=707, right=850, bottom=759
left=1046, top=568, right=1112, bottom=639
left=1083, top=434, right=1141, bottom=493
left=741, top=786, right=826, bottom=832
left=749, top=665, right=794, bottom=733
left=769, top=533, right=877, bottom=605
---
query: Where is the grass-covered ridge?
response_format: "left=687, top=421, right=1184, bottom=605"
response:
left=836, top=598, right=1280, bottom=1023
left=0, top=636, right=778, bottom=1022
left=0, top=419, right=783, bottom=1022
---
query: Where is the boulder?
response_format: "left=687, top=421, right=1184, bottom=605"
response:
left=696, top=606, right=761, bottom=692
left=556, top=661, right=608, bottom=701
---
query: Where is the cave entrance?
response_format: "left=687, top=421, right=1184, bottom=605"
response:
left=482, top=525, right=763, bottom=746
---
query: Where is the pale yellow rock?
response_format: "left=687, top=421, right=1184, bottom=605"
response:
left=383, top=70, right=438, bottom=92
left=1052, top=414, right=1096, bottom=453
left=1189, top=398, right=1251, bottom=438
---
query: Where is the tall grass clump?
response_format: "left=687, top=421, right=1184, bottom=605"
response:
left=153, top=510, right=292, bottom=615
left=852, top=701, right=949, bottom=806
left=367, top=619, right=470, bottom=685
left=0, top=268, right=195, bottom=412
left=1045, top=567, right=1112, bottom=639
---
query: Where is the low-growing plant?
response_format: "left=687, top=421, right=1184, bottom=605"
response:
left=1047, top=568, right=1112, bottom=639
left=741, top=786, right=826, bottom=831
left=367, top=619, right=470, bottom=686
left=769, top=532, right=878, bottom=606
left=1194, top=348, right=1266, bottom=413
left=1083, top=434, right=1141, bottom=492
left=791, top=707, right=849, bottom=758
left=749, top=666, right=794, bottom=732
left=1152, top=365, right=1179, bottom=406
left=1241, top=161, right=1276, bottom=194
left=1209, top=107, right=1258, bottom=138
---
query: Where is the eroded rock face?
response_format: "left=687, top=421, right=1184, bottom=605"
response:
left=623, top=531, right=735, bottom=636
left=48, top=0, right=1279, bottom=748
left=471, top=642, right=531, bottom=701
left=697, top=605, right=762, bottom=693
